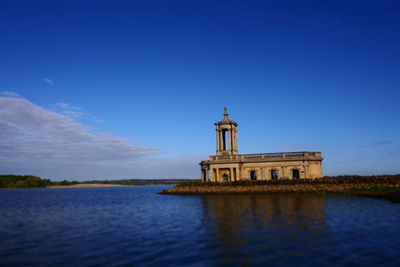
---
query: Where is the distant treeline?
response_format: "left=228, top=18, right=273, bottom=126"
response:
left=0, top=175, right=193, bottom=188
left=0, top=175, right=79, bottom=188
left=5, top=174, right=399, bottom=189
left=0, top=175, right=51, bottom=188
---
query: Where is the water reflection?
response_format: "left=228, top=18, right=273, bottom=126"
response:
left=201, top=193, right=333, bottom=265
left=1, top=187, right=400, bottom=266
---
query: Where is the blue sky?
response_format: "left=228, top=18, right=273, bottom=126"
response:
left=0, top=0, right=399, bottom=180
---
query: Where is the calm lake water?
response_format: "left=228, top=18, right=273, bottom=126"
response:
left=1, top=186, right=400, bottom=266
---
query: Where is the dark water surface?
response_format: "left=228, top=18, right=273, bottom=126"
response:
left=1, top=186, right=400, bottom=266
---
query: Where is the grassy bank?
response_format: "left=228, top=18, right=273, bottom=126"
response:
left=160, top=175, right=400, bottom=202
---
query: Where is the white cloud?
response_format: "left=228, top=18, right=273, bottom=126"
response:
left=53, top=102, right=104, bottom=123
left=56, top=102, right=81, bottom=110
left=55, top=102, right=83, bottom=118
left=0, top=91, right=19, bottom=97
left=0, top=95, right=159, bottom=179
left=43, top=78, right=54, bottom=85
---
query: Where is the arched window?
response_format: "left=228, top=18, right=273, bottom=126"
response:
left=222, top=129, right=229, bottom=150
left=292, top=169, right=300, bottom=179
left=222, top=174, right=229, bottom=181
left=250, top=170, right=257, bottom=180
left=271, top=170, right=278, bottom=180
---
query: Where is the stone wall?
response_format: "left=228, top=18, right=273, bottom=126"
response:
left=162, top=176, right=400, bottom=195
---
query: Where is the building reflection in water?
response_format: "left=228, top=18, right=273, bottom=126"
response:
left=200, top=193, right=333, bottom=265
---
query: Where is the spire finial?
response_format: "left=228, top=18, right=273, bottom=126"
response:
left=223, top=106, right=229, bottom=121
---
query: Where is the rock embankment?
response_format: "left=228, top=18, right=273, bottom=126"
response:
left=160, top=176, right=400, bottom=195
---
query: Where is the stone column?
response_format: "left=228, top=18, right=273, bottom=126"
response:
left=218, top=130, right=222, bottom=153
left=235, top=167, right=240, bottom=181
left=235, top=129, right=238, bottom=152
left=216, top=130, right=219, bottom=154
left=230, top=126, right=233, bottom=154
left=216, top=168, right=219, bottom=182
left=229, top=167, right=233, bottom=181
left=219, top=130, right=223, bottom=152
left=205, top=168, right=209, bottom=182
left=232, top=129, right=236, bottom=153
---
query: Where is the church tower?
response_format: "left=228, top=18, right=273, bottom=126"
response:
left=200, top=108, right=323, bottom=182
left=215, top=107, right=238, bottom=156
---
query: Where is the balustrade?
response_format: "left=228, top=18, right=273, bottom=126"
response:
left=209, top=152, right=321, bottom=162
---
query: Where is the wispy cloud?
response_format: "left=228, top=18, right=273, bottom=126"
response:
left=274, top=144, right=320, bottom=150
left=0, top=94, right=158, bottom=179
left=55, top=102, right=83, bottom=118
left=361, top=140, right=392, bottom=148
left=53, top=102, right=104, bottom=123
left=56, top=102, right=80, bottom=110
left=43, top=78, right=54, bottom=86
left=0, top=91, right=19, bottom=97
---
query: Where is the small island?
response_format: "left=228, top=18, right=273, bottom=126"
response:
left=161, top=175, right=400, bottom=202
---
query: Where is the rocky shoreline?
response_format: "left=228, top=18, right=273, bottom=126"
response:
left=160, top=176, right=400, bottom=202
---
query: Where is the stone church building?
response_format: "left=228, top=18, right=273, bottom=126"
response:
left=200, top=108, right=323, bottom=182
